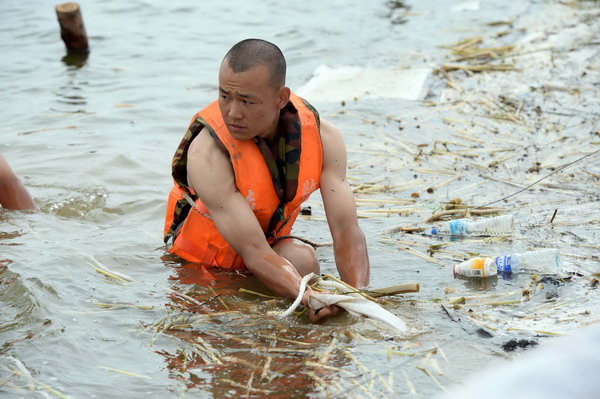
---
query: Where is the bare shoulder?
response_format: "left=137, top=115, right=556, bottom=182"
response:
left=187, top=128, right=235, bottom=201
left=319, top=118, right=347, bottom=173
left=319, top=118, right=342, bottom=141
left=187, top=127, right=227, bottom=165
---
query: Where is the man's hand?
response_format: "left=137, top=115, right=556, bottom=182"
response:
left=302, top=288, right=343, bottom=323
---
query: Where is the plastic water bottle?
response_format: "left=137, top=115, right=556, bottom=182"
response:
left=431, top=215, right=514, bottom=236
left=495, top=248, right=561, bottom=274
left=453, top=257, right=498, bottom=278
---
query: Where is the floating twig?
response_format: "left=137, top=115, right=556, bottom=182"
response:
left=364, top=283, right=420, bottom=297
left=85, top=254, right=133, bottom=282
left=239, top=288, right=278, bottom=299
left=441, top=63, right=518, bottom=73
left=18, top=125, right=77, bottom=136
left=415, top=366, right=446, bottom=392
left=398, top=246, right=445, bottom=267
left=97, top=365, right=150, bottom=379
left=93, top=303, right=154, bottom=310
left=321, top=274, right=379, bottom=303
left=260, top=356, right=272, bottom=382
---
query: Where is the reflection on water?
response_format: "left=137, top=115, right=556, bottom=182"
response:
left=151, top=260, right=433, bottom=397
left=455, top=274, right=498, bottom=291
left=55, top=52, right=89, bottom=113
left=384, top=0, right=412, bottom=25
left=61, top=52, right=88, bottom=70
left=155, top=263, right=366, bottom=398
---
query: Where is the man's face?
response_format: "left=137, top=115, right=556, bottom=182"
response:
left=218, top=62, right=283, bottom=142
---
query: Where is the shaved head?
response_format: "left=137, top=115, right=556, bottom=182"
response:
left=222, top=39, right=286, bottom=89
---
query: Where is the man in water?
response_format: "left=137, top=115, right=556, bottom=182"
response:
left=164, top=39, right=369, bottom=322
left=0, top=154, right=37, bottom=211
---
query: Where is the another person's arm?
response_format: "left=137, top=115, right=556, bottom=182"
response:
left=319, top=119, right=370, bottom=289
left=0, top=154, right=37, bottom=211
left=187, top=129, right=336, bottom=322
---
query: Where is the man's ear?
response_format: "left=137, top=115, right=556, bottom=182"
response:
left=276, top=86, right=291, bottom=110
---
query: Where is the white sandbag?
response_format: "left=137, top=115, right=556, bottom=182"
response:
left=308, top=293, right=408, bottom=332
left=279, top=273, right=408, bottom=333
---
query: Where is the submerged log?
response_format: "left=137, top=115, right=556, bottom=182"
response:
left=55, top=2, right=89, bottom=53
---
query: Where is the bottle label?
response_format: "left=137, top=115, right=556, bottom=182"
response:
left=454, top=258, right=495, bottom=278
left=459, top=268, right=485, bottom=278
left=495, top=255, right=512, bottom=273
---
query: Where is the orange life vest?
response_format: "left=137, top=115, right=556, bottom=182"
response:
left=164, top=93, right=322, bottom=268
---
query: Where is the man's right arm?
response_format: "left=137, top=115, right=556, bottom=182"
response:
left=186, top=129, right=332, bottom=320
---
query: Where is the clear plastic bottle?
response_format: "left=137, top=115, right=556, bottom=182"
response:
left=494, top=248, right=561, bottom=274
left=431, top=215, right=514, bottom=236
left=453, top=257, right=498, bottom=278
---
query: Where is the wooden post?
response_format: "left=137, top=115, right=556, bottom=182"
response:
left=55, top=3, right=89, bottom=54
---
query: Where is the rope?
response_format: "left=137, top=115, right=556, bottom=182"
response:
left=272, top=235, right=332, bottom=248
left=182, top=192, right=212, bottom=220
left=279, top=272, right=316, bottom=318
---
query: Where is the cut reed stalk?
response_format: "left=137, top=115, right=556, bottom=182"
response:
left=387, top=347, right=416, bottom=358
left=441, top=63, right=518, bottom=72
left=260, top=356, right=272, bottom=382
left=343, top=350, right=370, bottom=375
left=18, top=125, right=77, bottom=136
left=321, top=274, right=379, bottom=303
left=403, top=370, right=417, bottom=395
left=169, top=290, right=203, bottom=307
left=422, top=207, right=506, bottom=223
left=304, top=361, right=354, bottom=375
left=379, top=372, right=395, bottom=394
left=259, top=334, right=313, bottom=346
left=244, top=371, right=255, bottom=399
left=412, top=167, right=458, bottom=176
left=466, top=316, right=498, bottom=331
left=207, top=330, right=258, bottom=347
left=316, top=337, right=337, bottom=365
left=238, top=288, right=278, bottom=299
left=94, top=267, right=128, bottom=283
left=451, top=45, right=515, bottom=62
left=415, top=366, right=446, bottom=391
left=94, top=303, right=154, bottom=310
left=364, top=283, right=420, bottom=297
left=210, top=287, right=229, bottom=310
left=307, top=371, right=336, bottom=396
left=398, top=246, right=445, bottom=266
left=506, top=328, right=566, bottom=336
left=260, top=347, right=315, bottom=354
left=220, top=379, right=271, bottom=394
left=355, top=198, right=416, bottom=205
left=351, top=378, right=379, bottom=399
left=358, top=207, right=416, bottom=214
left=85, top=255, right=133, bottom=281
left=522, top=297, right=585, bottom=319
left=97, top=366, right=150, bottom=379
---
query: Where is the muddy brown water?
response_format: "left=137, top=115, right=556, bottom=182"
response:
left=1, top=0, right=599, bottom=397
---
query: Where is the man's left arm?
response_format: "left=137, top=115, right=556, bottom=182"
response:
left=319, top=119, right=370, bottom=289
